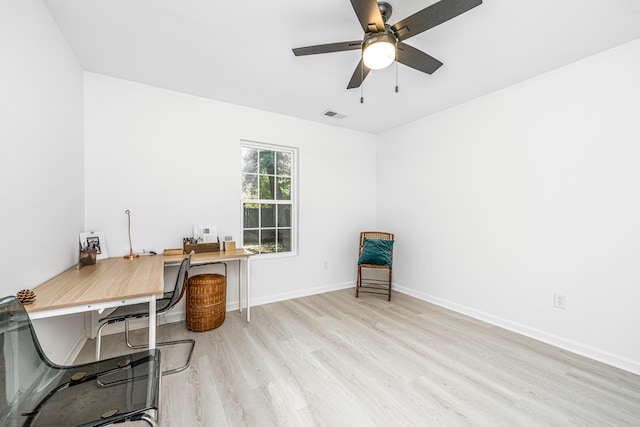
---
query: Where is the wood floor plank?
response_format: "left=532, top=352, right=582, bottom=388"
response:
left=75, top=289, right=640, bottom=426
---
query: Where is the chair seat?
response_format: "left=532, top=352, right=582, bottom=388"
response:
left=21, top=350, right=161, bottom=426
left=100, top=293, right=173, bottom=323
left=359, top=263, right=391, bottom=270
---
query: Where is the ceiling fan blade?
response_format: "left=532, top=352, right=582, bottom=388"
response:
left=292, top=41, right=362, bottom=56
left=350, top=0, right=386, bottom=33
left=396, top=42, right=443, bottom=74
left=347, top=59, right=371, bottom=89
left=391, top=0, right=482, bottom=42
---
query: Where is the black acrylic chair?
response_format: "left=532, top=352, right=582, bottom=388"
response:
left=96, top=253, right=195, bottom=376
left=0, top=295, right=161, bottom=427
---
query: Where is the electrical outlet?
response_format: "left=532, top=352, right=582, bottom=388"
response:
left=554, top=293, right=567, bottom=310
left=323, top=261, right=329, bottom=270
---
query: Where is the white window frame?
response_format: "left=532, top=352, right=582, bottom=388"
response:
left=240, top=140, right=298, bottom=258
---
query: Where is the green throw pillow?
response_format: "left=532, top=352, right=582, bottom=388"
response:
left=358, top=238, right=394, bottom=267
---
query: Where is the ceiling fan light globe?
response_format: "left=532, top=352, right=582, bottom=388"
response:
left=363, top=39, right=396, bottom=70
left=362, top=32, right=396, bottom=70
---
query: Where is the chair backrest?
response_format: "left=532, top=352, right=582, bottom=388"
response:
left=159, top=252, right=192, bottom=314
left=0, top=296, right=58, bottom=424
left=359, top=231, right=394, bottom=250
left=359, top=231, right=395, bottom=263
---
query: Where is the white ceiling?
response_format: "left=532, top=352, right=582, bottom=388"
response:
left=43, top=0, right=640, bottom=134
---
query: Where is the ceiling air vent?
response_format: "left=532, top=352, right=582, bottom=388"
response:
left=322, top=109, right=347, bottom=119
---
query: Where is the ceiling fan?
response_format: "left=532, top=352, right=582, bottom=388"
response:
left=292, top=0, right=482, bottom=89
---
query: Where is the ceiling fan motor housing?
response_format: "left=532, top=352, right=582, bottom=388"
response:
left=378, top=2, right=393, bottom=23
left=363, top=31, right=396, bottom=49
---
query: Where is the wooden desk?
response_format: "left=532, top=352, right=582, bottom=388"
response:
left=163, top=249, right=254, bottom=321
left=26, top=256, right=164, bottom=350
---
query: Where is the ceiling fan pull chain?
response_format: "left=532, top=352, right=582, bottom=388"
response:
left=395, top=60, right=399, bottom=93
left=360, top=59, right=365, bottom=103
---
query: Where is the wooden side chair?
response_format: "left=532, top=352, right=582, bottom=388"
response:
left=355, top=231, right=395, bottom=301
left=0, top=295, right=161, bottom=426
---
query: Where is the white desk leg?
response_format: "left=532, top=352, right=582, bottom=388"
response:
left=245, top=257, right=251, bottom=322
left=238, top=259, right=243, bottom=314
left=148, top=296, right=156, bottom=349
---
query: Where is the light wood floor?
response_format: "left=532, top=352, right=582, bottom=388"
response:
left=76, top=289, right=640, bottom=426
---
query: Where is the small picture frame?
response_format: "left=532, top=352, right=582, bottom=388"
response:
left=79, top=231, right=109, bottom=260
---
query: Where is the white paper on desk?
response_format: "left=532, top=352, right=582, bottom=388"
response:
left=193, top=224, right=217, bottom=243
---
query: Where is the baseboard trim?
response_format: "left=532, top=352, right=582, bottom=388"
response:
left=64, top=334, right=88, bottom=365
left=163, top=282, right=355, bottom=323
left=393, top=283, right=640, bottom=376
left=250, top=281, right=354, bottom=307
left=91, top=280, right=639, bottom=375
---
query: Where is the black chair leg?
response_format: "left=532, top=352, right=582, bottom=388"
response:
left=125, top=318, right=196, bottom=376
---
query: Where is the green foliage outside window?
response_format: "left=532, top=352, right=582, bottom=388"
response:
left=241, top=146, right=293, bottom=254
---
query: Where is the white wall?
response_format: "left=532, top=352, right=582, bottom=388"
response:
left=0, top=0, right=85, bottom=363
left=83, top=73, right=377, bottom=316
left=377, top=39, right=640, bottom=374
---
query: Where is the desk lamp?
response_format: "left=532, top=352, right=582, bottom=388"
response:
left=124, top=209, right=140, bottom=259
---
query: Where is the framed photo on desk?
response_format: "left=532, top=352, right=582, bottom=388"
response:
left=80, top=231, right=109, bottom=259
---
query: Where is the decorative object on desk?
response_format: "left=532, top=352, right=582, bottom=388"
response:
left=183, top=237, right=220, bottom=253
left=187, top=274, right=226, bottom=331
left=193, top=224, right=218, bottom=243
left=79, top=231, right=108, bottom=260
left=223, top=235, right=234, bottom=251
left=16, top=289, right=36, bottom=305
left=79, top=249, right=97, bottom=266
left=124, top=209, right=140, bottom=259
left=163, top=248, right=184, bottom=256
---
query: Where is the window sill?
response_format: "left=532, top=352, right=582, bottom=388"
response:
left=249, top=251, right=298, bottom=261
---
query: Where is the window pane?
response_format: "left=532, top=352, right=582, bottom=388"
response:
left=261, top=204, right=275, bottom=228
left=243, top=230, right=259, bottom=254
left=241, top=148, right=258, bottom=173
left=243, top=203, right=259, bottom=228
left=242, top=174, right=258, bottom=199
left=242, top=143, right=295, bottom=255
left=260, top=229, right=276, bottom=254
left=276, top=152, right=291, bottom=176
left=278, top=229, right=291, bottom=252
left=259, top=150, right=275, bottom=174
left=277, top=204, right=291, bottom=227
left=259, top=175, right=274, bottom=199
left=276, top=177, right=291, bottom=200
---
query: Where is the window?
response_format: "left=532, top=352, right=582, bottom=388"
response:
left=241, top=142, right=296, bottom=255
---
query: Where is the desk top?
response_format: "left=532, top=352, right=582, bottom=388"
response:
left=25, top=256, right=164, bottom=313
left=163, top=249, right=254, bottom=265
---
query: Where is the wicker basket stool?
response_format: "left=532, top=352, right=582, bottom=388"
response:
left=187, top=274, right=226, bottom=332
